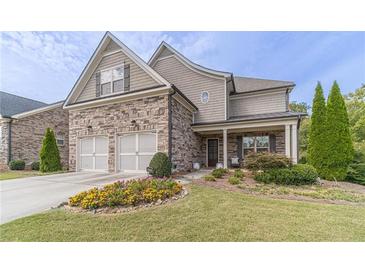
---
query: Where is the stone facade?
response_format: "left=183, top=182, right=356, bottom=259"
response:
left=10, top=106, right=69, bottom=168
left=201, top=130, right=286, bottom=167
left=170, top=97, right=202, bottom=171
left=0, top=119, right=10, bottom=170
left=68, top=95, right=169, bottom=172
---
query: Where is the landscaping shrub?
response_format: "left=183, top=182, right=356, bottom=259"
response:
left=233, top=169, right=245, bottom=179
left=203, top=175, right=216, bottom=182
left=254, top=164, right=318, bottom=185
left=9, top=160, right=25, bottom=170
left=346, top=163, right=365, bottom=185
left=69, top=178, right=182, bottom=209
left=212, top=168, right=228, bottom=178
left=228, top=176, right=241, bottom=185
left=245, top=153, right=291, bottom=171
left=31, top=161, right=40, bottom=171
left=39, top=128, right=62, bottom=172
left=147, top=152, right=172, bottom=178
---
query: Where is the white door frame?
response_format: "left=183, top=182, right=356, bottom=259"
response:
left=78, top=136, right=108, bottom=172
left=118, top=131, right=157, bottom=173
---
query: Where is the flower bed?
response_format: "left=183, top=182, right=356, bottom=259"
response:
left=67, top=178, right=187, bottom=213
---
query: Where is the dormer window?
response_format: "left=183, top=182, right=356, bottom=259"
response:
left=100, top=65, right=124, bottom=96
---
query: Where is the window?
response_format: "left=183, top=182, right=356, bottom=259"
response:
left=201, top=91, right=209, bottom=104
left=100, top=66, right=124, bottom=95
left=56, top=135, right=65, bottom=146
left=243, top=135, right=269, bottom=156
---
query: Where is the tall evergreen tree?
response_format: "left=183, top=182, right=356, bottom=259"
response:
left=324, top=81, right=354, bottom=180
left=39, top=128, right=62, bottom=172
left=308, top=82, right=328, bottom=176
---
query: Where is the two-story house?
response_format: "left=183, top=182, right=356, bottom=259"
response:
left=63, top=32, right=306, bottom=173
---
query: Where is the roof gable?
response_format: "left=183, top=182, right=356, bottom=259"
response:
left=64, top=32, right=170, bottom=107
left=148, top=41, right=232, bottom=78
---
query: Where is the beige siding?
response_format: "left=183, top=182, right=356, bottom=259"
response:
left=229, top=91, right=287, bottom=117
left=153, top=56, right=226, bottom=123
left=76, top=48, right=160, bottom=103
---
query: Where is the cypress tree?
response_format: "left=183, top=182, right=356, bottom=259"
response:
left=308, top=82, right=328, bottom=177
left=324, top=81, right=354, bottom=180
left=39, top=128, right=62, bottom=172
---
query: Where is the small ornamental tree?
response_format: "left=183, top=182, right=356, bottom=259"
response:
left=308, top=82, right=328, bottom=177
left=39, top=128, right=62, bottom=172
left=324, top=81, right=353, bottom=180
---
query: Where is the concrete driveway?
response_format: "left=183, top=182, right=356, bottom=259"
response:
left=0, top=171, right=144, bottom=224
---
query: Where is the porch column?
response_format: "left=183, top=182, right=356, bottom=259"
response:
left=223, top=129, right=228, bottom=168
left=285, top=124, right=291, bottom=159
left=291, top=124, right=298, bottom=164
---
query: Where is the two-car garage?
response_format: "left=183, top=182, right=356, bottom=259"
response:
left=78, top=132, right=157, bottom=173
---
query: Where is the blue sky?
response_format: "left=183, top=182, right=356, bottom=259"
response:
left=1, top=31, right=364, bottom=105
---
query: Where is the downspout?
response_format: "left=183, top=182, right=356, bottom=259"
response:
left=8, top=119, right=12, bottom=164
left=168, top=89, right=176, bottom=161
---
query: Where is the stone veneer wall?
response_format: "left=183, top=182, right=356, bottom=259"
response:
left=0, top=119, right=10, bottom=170
left=68, top=95, right=169, bottom=172
left=10, top=106, right=69, bottom=168
left=201, top=130, right=285, bottom=167
left=170, top=97, right=202, bottom=171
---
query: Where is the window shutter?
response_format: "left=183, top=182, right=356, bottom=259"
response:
left=95, top=72, right=101, bottom=97
left=269, top=134, right=276, bottom=153
left=124, top=64, right=130, bottom=92
left=237, top=135, right=243, bottom=160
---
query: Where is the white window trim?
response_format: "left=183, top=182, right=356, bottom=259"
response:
left=56, top=135, right=65, bottom=146
left=99, top=64, right=125, bottom=97
left=242, top=135, right=270, bottom=156
left=201, top=91, right=209, bottom=104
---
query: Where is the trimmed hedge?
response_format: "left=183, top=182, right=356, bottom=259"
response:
left=228, top=176, right=241, bottom=185
left=212, top=168, right=228, bottom=178
left=31, top=161, right=40, bottom=171
left=245, top=153, right=291, bottom=171
left=254, top=164, right=318, bottom=185
left=147, top=152, right=172, bottom=178
left=69, top=178, right=182, bottom=209
left=9, top=160, right=25, bottom=170
left=204, top=175, right=216, bottom=182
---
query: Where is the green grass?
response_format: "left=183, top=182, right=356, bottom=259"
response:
left=238, top=183, right=365, bottom=203
left=0, top=170, right=65, bottom=180
left=1, top=184, right=365, bottom=241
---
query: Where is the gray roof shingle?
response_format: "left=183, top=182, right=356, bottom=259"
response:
left=233, top=76, right=295, bottom=93
left=0, top=91, right=47, bottom=117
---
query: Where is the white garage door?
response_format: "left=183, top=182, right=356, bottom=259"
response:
left=119, top=132, right=156, bottom=172
left=79, top=136, right=108, bottom=171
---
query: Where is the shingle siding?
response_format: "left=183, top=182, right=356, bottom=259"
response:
left=152, top=56, right=226, bottom=123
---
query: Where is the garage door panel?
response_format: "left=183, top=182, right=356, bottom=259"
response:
left=119, top=132, right=156, bottom=172
left=138, top=155, right=153, bottom=171
left=79, top=136, right=108, bottom=171
left=81, top=156, right=93, bottom=170
left=95, top=156, right=108, bottom=170
left=139, top=133, right=156, bottom=153
left=120, top=135, right=136, bottom=153
left=81, top=138, right=93, bottom=154
left=120, top=155, right=136, bottom=170
left=95, top=137, right=108, bottom=154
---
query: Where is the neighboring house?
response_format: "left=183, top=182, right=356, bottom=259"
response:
left=63, top=32, right=306, bottom=173
left=0, top=91, right=68, bottom=170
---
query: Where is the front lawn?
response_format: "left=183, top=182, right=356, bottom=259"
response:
left=0, top=170, right=65, bottom=180
left=0, top=170, right=42, bottom=180
left=1, top=184, right=364, bottom=241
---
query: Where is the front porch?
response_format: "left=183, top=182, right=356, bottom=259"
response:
left=193, top=118, right=299, bottom=168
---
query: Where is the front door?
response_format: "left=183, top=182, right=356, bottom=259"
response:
left=207, top=139, right=219, bottom=167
